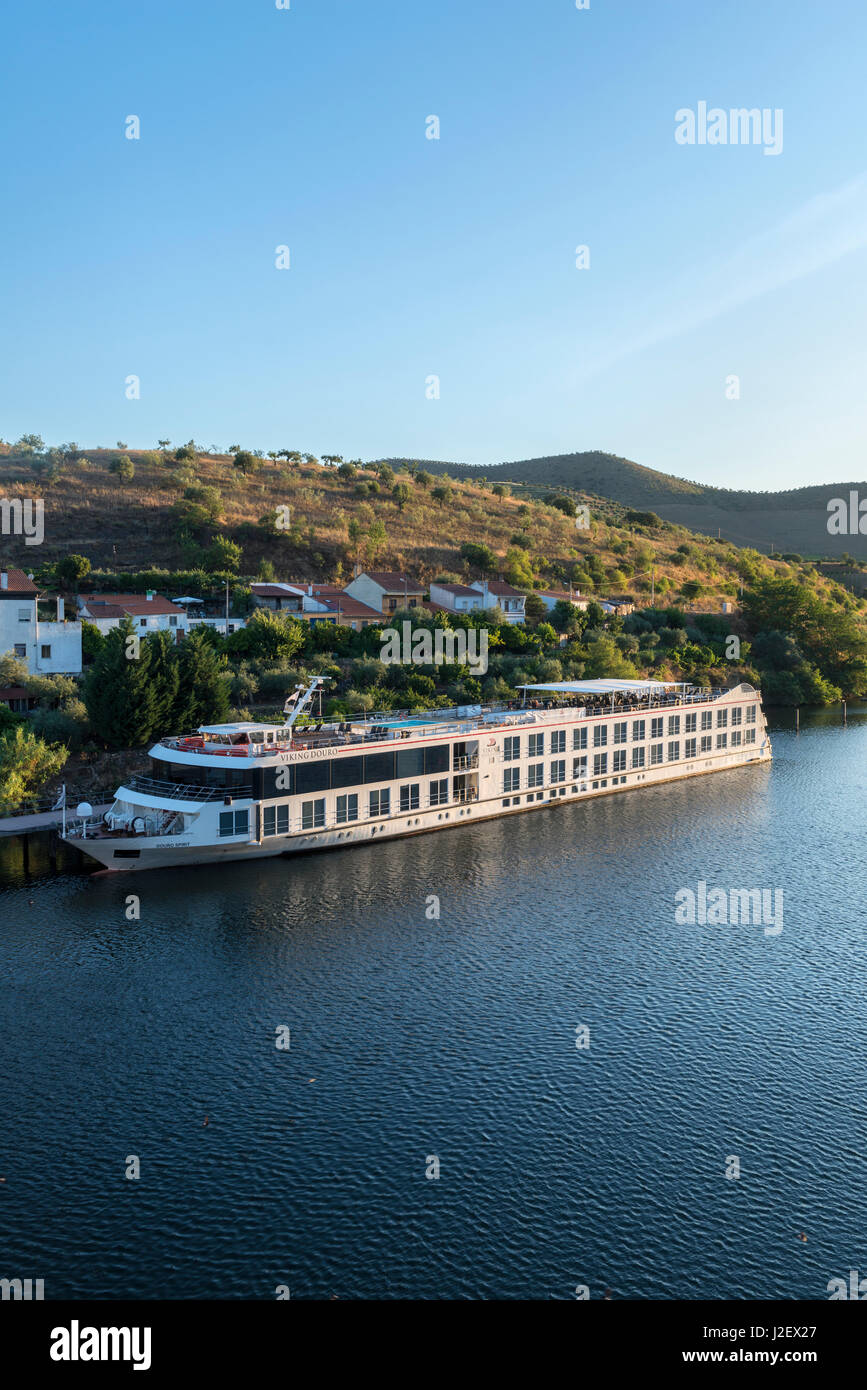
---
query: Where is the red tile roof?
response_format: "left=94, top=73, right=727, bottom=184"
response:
left=82, top=593, right=185, bottom=618
left=361, top=571, right=424, bottom=591
left=0, top=566, right=38, bottom=596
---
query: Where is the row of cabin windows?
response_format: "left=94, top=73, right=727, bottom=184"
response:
left=261, top=779, right=452, bottom=836
left=261, top=744, right=451, bottom=798
left=507, top=706, right=757, bottom=759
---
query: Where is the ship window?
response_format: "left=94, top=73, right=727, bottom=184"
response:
left=717, top=709, right=728, bottom=728
left=631, top=747, right=645, bottom=769
left=613, top=750, right=626, bottom=772
left=745, top=728, right=756, bottom=744
left=503, top=767, right=520, bottom=793
left=336, top=793, right=358, bottom=823
left=263, top=806, right=275, bottom=835
left=592, top=725, right=607, bottom=748
left=592, top=753, right=607, bottom=776
left=219, top=809, right=249, bottom=837
left=503, top=735, right=521, bottom=761
left=331, top=755, right=364, bottom=789
left=301, top=798, right=326, bottom=829
left=685, top=713, right=697, bottom=733
left=550, top=730, right=565, bottom=754
left=716, top=733, right=728, bottom=749
left=701, top=711, right=712, bottom=730
left=530, top=732, right=545, bottom=757
left=296, top=760, right=330, bottom=795
left=429, top=778, right=449, bottom=806
left=685, top=738, right=697, bottom=759
left=668, top=741, right=680, bottom=761
left=746, top=705, right=757, bottom=723
left=650, top=718, right=663, bottom=739
left=396, top=747, right=424, bottom=779
left=700, top=735, right=712, bottom=753
left=529, top=763, right=544, bottom=787
left=364, top=751, right=395, bottom=784
left=731, top=729, right=742, bottom=746
left=613, top=721, right=627, bottom=744
left=632, top=719, right=645, bottom=741
left=668, top=715, right=680, bottom=735
left=572, top=727, right=587, bottom=750
left=424, top=744, right=450, bottom=775
left=731, top=706, right=743, bottom=726
left=368, top=788, right=390, bottom=817
left=650, top=744, right=663, bottom=765
left=399, top=784, right=420, bottom=811
left=572, top=757, right=587, bottom=780
left=550, top=759, right=565, bottom=783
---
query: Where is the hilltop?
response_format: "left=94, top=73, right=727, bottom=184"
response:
left=382, top=451, right=867, bottom=560
left=1, top=442, right=860, bottom=615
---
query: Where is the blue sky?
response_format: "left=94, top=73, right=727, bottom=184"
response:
left=2, top=0, right=865, bottom=489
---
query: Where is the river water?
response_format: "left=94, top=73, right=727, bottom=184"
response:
left=1, top=707, right=865, bottom=1299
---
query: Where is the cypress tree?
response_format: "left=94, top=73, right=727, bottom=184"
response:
left=145, top=630, right=181, bottom=734
left=173, top=628, right=230, bottom=730
left=83, top=617, right=158, bottom=748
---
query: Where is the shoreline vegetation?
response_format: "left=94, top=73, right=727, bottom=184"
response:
left=2, top=436, right=866, bottom=814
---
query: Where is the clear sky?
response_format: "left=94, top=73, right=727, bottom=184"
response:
left=2, top=0, right=866, bottom=489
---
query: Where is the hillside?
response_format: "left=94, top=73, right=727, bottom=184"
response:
left=382, top=452, right=867, bottom=560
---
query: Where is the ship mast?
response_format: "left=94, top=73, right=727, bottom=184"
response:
left=283, top=676, right=328, bottom=736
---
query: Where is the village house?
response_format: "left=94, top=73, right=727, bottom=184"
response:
left=77, top=591, right=190, bottom=640
left=250, top=582, right=381, bottom=631
left=342, top=570, right=425, bottom=615
left=0, top=566, right=82, bottom=675
left=537, top=588, right=591, bottom=614
left=468, top=579, right=526, bottom=624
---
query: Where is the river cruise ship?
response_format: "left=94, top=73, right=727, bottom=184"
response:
left=63, top=677, right=772, bottom=872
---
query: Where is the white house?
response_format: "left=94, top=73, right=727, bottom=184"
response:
left=428, top=581, right=487, bottom=615
left=343, top=570, right=425, bottom=615
left=538, top=589, right=590, bottom=614
left=78, top=591, right=190, bottom=640
left=0, top=566, right=83, bottom=675
left=469, top=580, right=526, bottom=624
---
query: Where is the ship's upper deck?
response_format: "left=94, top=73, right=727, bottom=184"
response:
left=153, top=681, right=757, bottom=763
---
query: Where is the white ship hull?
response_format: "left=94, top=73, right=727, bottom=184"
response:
left=67, top=715, right=771, bottom=873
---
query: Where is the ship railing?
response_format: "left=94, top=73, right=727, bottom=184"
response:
left=126, top=774, right=254, bottom=803
left=452, top=754, right=479, bottom=770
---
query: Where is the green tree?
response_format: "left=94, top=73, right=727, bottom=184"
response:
left=392, top=482, right=410, bottom=511
left=205, top=536, right=242, bottom=573
left=0, top=725, right=68, bottom=811
left=524, top=592, right=547, bottom=625
left=83, top=618, right=159, bottom=748
left=56, top=553, right=91, bottom=591
left=224, top=609, right=306, bottom=661
left=110, top=454, right=135, bottom=481
left=146, top=631, right=181, bottom=732
left=173, top=629, right=230, bottom=729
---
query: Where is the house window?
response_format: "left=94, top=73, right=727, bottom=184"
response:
left=592, top=753, right=607, bottom=776
left=685, top=713, right=697, bottom=733
left=650, top=744, right=663, bottom=766
left=368, top=789, right=389, bottom=818
left=219, top=809, right=249, bottom=837
left=701, top=710, right=712, bottom=731
left=140, top=618, right=147, bottom=627
left=613, top=721, right=627, bottom=744
left=336, top=794, right=358, bottom=823
left=169, top=615, right=178, bottom=627
left=17, top=607, right=30, bottom=623
left=667, top=741, right=680, bottom=761
left=550, top=729, right=565, bottom=754
left=685, top=738, right=697, bottom=759
left=429, top=778, right=449, bottom=806
left=631, top=747, right=645, bottom=769
left=529, top=732, right=544, bottom=757
left=572, top=726, right=587, bottom=750
left=550, top=759, right=565, bottom=783
left=503, top=767, right=521, bottom=793
left=400, top=783, right=420, bottom=812
left=528, top=763, right=544, bottom=788
left=592, top=725, right=607, bottom=748
left=613, top=749, right=626, bottom=772
left=632, top=719, right=645, bottom=741
left=668, top=715, right=680, bottom=735
left=41, top=644, right=51, bottom=659
left=13, top=643, right=26, bottom=658
left=503, top=735, right=521, bottom=761
left=650, top=717, right=663, bottom=739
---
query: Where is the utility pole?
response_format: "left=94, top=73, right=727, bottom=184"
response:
left=650, top=565, right=655, bottom=605
left=225, top=578, right=229, bottom=637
